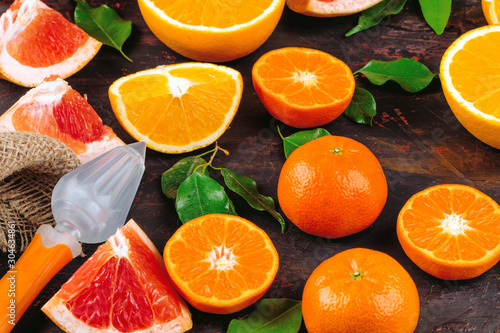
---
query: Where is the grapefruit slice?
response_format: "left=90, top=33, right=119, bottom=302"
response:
left=42, top=219, right=193, bottom=333
left=0, top=0, right=102, bottom=87
left=0, top=76, right=124, bottom=164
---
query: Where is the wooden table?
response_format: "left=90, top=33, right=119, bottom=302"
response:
left=1, top=0, right=499, bottom=332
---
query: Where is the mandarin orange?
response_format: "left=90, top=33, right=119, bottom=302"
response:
left=302, top=248, right=420, bottom=333
left=278, top=135, right=387, bottom=238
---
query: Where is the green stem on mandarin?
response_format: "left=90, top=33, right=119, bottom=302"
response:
left=351, top=270, right=364, bottom=281
left=330, top=147, right=343, bottom=155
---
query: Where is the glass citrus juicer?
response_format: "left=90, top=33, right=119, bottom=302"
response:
left=0, top=141, right=146, bottom=332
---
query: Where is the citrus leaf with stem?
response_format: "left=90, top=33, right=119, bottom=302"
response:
left=419, top=0, right=451, bottom=35
left=161, top=156, right=208, bottom=200
left=345, top=0, right=407, bottom=37
left=278, top=127, right=331, bottom=158
left=354, top=58, right=437, bottom=93
left=219, top=168, right=286, bottom=233
left=74, top=0, right=132, bottom=61
left=175, top=172, right=237, bottom=223
left=343, top=87, right=377, bottom=126
left=227, top=299, right=302, bottom=333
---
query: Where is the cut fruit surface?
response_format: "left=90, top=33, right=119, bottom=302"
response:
left=42, top=219, right=192, bottom=333
left=440, top=25, right=500, bottom=149
left=0, top=76, right=124, bottom=164
left=397, top=184, right=500, bottom=280
left=252, top=47, right=355, bottom=128
left=286, top=0, right=384, bottom=17
left=163, top=214, right=279, bottom=314
left=109, top=63, right=243, bottom=154
left=482, top=0, right=500, bottom=24
left=137, top=0, right=285, bottom=62
left=0, top=0, right=101, bottom=87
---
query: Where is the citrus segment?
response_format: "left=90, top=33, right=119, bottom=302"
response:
left=252, top=47, right=355, bottom=128
left=397, top=184, right=500, bottom=280
left=0, top=76, right=124, bottom=164
left=482, top=0, right=500, bottom=24
left=440, top=25, right=500, bottom=148
left=42, top=219, right=192, bottom=333
left=163, top=214, right=279, bottom=314
left=286, top=0, right=384, bottom=17
left=278, top=135, right=387, bottom=238
left=137, top=0, right=285, bottom=62
left=0, top=0, right=101, bottom=87
left=109, top=63, right=243, bottom=153
left=302, top=248, right=420, bottom=333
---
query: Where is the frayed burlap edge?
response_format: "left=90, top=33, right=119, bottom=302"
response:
left=0, top=132, right=80, bottom=253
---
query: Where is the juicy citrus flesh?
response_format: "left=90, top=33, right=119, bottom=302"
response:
left=109, top=63, right=243, bottom=153
left=286, top=0, right=384, bottom=17
left=397, top=184, right=500, bottom=280
left=252, top=47, right=355, bottom=128
left=0, top=76, right=124, bottom=164
left=302, top=248, right=420, bottom=333
left=482, top=0, right=500, bottom=24
left=42, top=219, right=192, bottom=333
left=440, top=25, right=500, bottom=148
left=278, top=135, right=387, bottom=238
left=137, top=0, right=285, bottom=62
left=0, top=0, right=102, bottom=87
left=163, top=214, right=279, bottom=314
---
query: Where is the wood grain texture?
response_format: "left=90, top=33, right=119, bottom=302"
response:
left=0, top=0, right=499, bottom=332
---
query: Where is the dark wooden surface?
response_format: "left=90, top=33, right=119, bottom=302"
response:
left=1, top=0, right=499, bottom=332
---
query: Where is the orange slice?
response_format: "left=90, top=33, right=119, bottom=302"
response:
left=440, top=25, right=500, bottom=149
left=482, top=0, right=500, bottom=24
left=137, top=0, right=285, bottom=62
left=252, top=47, right=355, bottom=128
left=397, top=184, right=500, bottom=280
left=0, top=0, right=101, bottom=87
left=42, top=219, right=192, bottom=333
left=163, top=214, right=279, bottom=314
left=286, top=0, right=384, bottom=17
left=0, top=76, right=124, bottom=164
left=109, top=63, right=243, bottom=154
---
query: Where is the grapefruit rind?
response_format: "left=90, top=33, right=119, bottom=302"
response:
left=0, top=0, right=102, bottom=87
left=286, top=0, right=384, bottom=17
left=109, top=63, right=243, bottom=154
left=0, top=77, right=124, bottom=164
left=42, top=219, right=193, bottom=333
left=440, top=25, right=500, bottom=149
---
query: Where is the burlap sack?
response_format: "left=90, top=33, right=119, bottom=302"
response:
left=0, top=132, right=80, bottom=252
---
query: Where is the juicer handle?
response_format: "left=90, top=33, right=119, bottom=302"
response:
left=0, top=225, right=81, bottom=333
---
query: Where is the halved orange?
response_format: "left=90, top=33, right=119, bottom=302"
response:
left=0, top=76, right=124, bottom=164
left=482, top=0, right=500, bottom=24
left=109, top=63, right=243, bottom=154
left=286, top=0, right=384, bottom=17
left=397, top=184, right=500, bottom=280
left=252, top=47, right=355, bottom=128
left=137, top=0, right=285, bottom=62
left=163, top=214, right=279, bottom=314
left=42, top=219, right=192, bottom=333
left=440, top=25, right=500, bottom=149
left=0, top=0, right=101, bottom=87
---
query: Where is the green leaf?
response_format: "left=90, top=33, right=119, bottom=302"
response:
left=74, top=0, right=132, bottom=61
left=175, top=173, right=235, bottom=223
left=419, top=0, right=451, bottom=35
left=220, top=168, right=286, bottom=233
left=282, top=128, right=331, bottom=158
left=227, top=299, right=302, bottom=333
left=354, top=58, right=437, bottom=93
left=343, top=87, right=377, bottom=126
left=345, top=0, right=407, bottom=37
left=161, top=156, right=208, bottom=200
